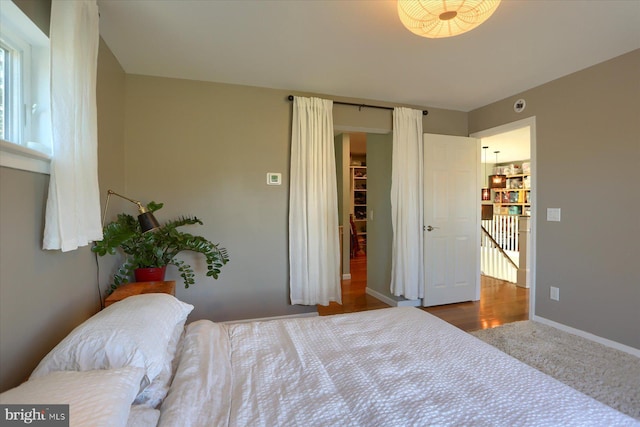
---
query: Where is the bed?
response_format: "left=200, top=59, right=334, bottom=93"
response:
left=1, top=294, right=637, bottom=426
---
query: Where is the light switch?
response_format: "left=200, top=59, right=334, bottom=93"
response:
left=547, top=208, right=561, bottom=222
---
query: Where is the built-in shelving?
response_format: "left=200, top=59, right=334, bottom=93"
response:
left=493, top=173, right=531, bottom=216
left=350, top=166, right=367, bottom=253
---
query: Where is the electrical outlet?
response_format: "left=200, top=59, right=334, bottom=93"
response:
left=550, top=286, right=560, bottom=301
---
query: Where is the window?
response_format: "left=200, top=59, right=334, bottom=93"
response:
left=0, top=44, right=5, bottom=139
left=1, top=34, right=28, bottom=145
left=0, top=1, right=51, bottom=174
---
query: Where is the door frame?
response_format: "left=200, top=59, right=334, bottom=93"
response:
left=470, top=116, right=537, bottom=320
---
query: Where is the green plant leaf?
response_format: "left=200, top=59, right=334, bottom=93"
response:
left=95, top=202, right=229, bottom=290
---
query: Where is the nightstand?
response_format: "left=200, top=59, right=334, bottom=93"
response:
left=104, top=281, right=176, bottom=307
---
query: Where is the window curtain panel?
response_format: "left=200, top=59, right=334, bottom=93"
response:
left=43, top=0, right=102, bottom=251
left=289, top=97, right=341, bottom=306
left=390, top=107, right=424, bottom=300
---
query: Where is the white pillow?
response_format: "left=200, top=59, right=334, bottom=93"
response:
left=0, top=366, right=144, bottom=427
left=30, top=294, right=193, bottom=386
left=133, top=321, right=185, bottom=408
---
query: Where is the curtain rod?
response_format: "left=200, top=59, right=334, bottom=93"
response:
left=287, top=95, right=428, bottom=116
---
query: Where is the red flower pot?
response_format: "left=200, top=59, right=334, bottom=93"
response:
left=134, top=266, right=167, bottom=282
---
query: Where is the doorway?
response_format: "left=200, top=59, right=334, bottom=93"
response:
left=471, top=117, right=537, bottom=320
left=349, top=133, right=367, bottom=267
left=335, top=132, right=368, bottom=280
left=337, top=130, right=395, bottom=287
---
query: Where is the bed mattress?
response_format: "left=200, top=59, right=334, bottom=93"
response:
left=159, top=307, right=637, bottom=426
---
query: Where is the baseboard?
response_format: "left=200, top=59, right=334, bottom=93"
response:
left=223, top=311, right=319, bottom=324
left=366, top=287, right=422, bottom=307
left=342, top=273, right=352, bottom=280
left=533, top=315, right=640, bottom=357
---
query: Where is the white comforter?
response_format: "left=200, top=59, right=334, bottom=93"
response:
left=159, top=307, right=638, bottom=427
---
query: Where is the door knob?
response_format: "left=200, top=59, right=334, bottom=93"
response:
left=425, top=225, right=439, bottom=232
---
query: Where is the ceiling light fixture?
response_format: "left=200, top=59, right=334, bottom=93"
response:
left=397, top=0, right=502, bottom=39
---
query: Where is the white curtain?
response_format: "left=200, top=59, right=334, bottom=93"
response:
left=289, top=97, right=341, bottom=306
left=390, top=107, right=424, bottom=300
left=43, top=0, right=102, bottom=252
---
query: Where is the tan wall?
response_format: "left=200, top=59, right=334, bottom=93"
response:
left=12, top=0, right=50, bottom=34
left=335, top=134, right=351, bottom=276
left=469, top=49, right=640, bottom=349
left=0, top=3, right=127, bottom=391
left=96, top=38, right=128, bottom=287
left=0, top=168, right=97, bottom=392
left=123, top=77, right=315, bottom=321
left=366, top=132, right=394, bottom=297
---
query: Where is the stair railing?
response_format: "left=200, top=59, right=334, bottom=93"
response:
left=481, top=225, right=518, bottom=270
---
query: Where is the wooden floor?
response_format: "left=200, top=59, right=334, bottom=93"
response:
left=318, top=255, right=529, bottom=332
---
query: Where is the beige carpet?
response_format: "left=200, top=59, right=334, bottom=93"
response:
left=470, top=321, right=640, bottom=420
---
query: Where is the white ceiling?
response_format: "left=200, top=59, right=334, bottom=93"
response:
left=97, top=0, right=639, bottom=113
left=480, top=127, right=530, bottom=164
left=96, top=0, right=638, bottom=162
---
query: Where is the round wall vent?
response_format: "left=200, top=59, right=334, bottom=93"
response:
left=514, top=99, right=526, bottom=113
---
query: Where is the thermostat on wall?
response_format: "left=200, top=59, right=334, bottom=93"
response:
left=514, top=99, right=526, bottom=113
left=267, top=172, right=282, bottom=186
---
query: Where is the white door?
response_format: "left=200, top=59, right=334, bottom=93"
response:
left=423, top=133, right=480, bottom=306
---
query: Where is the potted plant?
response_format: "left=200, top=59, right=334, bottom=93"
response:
left=92, top=201, right=229, bottom=294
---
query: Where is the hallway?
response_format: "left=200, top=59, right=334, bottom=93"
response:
left=318, top=255, right=529, bottom=332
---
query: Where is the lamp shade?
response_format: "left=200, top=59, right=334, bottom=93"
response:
left=138, top=211, right=160, bottom=233
left=489, top=174, right=506, bottom=189
left=397, top=0, right=501, bottom=39
left=489, top=150, right=507, bottom=189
